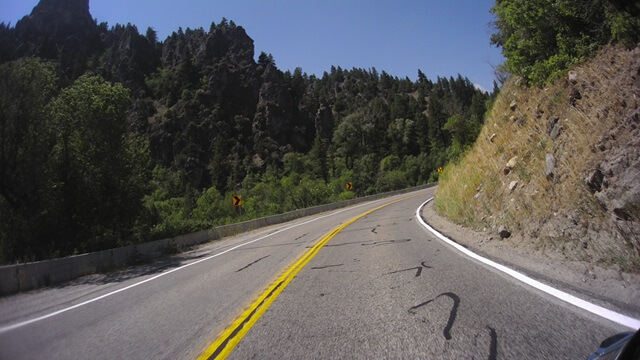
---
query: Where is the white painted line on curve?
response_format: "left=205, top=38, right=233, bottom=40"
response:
left=416, top=197, right=640, bottom=330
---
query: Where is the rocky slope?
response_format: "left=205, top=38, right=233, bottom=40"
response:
left=435, top=45, right=640, bottom=272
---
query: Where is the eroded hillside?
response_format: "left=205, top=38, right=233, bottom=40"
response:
left=435, top=45, right=640, bottom=271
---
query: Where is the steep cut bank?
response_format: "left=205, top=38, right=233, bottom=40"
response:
left=435, top=45, right=640, bottom=272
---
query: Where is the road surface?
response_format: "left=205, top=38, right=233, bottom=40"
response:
left=0, top=187, right=631, bottom=359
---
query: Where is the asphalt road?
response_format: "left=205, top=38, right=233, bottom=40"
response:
left=0, top=188, right=630, bottom=359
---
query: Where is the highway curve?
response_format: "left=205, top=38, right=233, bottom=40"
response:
left=0, top=187, right=630, bottom=359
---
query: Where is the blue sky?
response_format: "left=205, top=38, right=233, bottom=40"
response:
left=1, top=0, right=504, bottom=91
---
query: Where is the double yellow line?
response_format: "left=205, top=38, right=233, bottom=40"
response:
left=197, top=196, right=410, bottom=360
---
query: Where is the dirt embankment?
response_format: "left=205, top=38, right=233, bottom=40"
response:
left=435, top=45, right=640, bottom=273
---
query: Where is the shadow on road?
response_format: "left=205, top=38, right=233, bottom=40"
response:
left=53, top=252, right=210, bottom=288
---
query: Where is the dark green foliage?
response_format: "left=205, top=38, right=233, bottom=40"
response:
left=0, top=58, right=57, bottom=262
left=0, top=1, right=491, bottom=263
left=491, top=0, right=640, bottom=84
left=0, top=64, right=152, bottom=263
left=46, top=75, right=151, bottom=255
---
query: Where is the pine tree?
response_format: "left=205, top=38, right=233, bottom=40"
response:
left=145, top=27, right=157, bottom=44
left=417, top=69, right=427, bottom=83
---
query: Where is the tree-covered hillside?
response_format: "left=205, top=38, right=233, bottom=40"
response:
left=0, top=0, right=494, bottom=264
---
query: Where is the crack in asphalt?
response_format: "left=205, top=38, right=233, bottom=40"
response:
left=307, top=239, right=412, bottom=248
left=235, top=255, right=270, bottom=272
left=360, top=239, right=411, bottom=247
left=310, top=264, right=344, bottom=270
left=385, top=261, right=432, bottom=277
left=386, top=266, right=423, bottom=277
left=420, top=261, right=432, bottom=269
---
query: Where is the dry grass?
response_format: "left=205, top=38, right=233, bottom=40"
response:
left=435, top=45, right=640, bottom=271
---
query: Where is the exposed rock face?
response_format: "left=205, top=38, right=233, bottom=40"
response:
left=549, top=123, right=563, bottom=140
left=546, top=115, right=559, bottom=135
left=252, top=62, right=295, bottom=157
left=589, top=108, right=640, bottom=243
left=161, top=29, right=205, bottom=68
left=16, top=0, right=95, bottom=41
left=314, top=100, right=334, bottom=139
left=12, top=0, right=100, bottom=72
left=160, top=23, right=254, bottom=69
left=585, top=168, right=605, bottom=193
left=98, top=25, right=159, bottom=95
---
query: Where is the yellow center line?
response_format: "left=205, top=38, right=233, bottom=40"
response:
left=196, top=195, right=414, bottom=360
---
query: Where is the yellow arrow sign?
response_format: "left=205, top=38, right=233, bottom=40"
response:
left=437, top=167, right=443, bottom=173
left=232, top=195, right=242, bottom=207
left=346, top=182, right=353, bottom=190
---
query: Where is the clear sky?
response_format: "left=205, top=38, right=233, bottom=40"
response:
left=1, top=0, right=504, bottom=91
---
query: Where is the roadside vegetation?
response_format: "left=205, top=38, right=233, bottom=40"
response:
left=490, top=0, right=639, bottom=85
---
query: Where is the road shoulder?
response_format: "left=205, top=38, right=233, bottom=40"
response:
left=421, top=200, right=640, bottom=319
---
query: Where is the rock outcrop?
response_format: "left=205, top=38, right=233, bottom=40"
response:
left=545, top=154, right=556, bottom=180
left=589, top=108, right=640, bottom=244
left=11, top=0, right=100, bottom=77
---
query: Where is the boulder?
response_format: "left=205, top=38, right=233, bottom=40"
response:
left=545, top=154, right=556, bottom=180
left=595, top=191, right=608, bottom=210
left=252, top=154, right=265, bottom=168
left=550, top=123, right=563, bottom=140
left=498, top=226, right=511, bottom=239
left=504, top=156, right=518, bottom=175
left=585, top=168, right=604, bottom=193
left=613, top=206, right=632, bottom=221
left=569, top=89, right=582, bottom=105
left=546, top=115, right=559, bottom=135
left=568, top=70, right=578, bottom=84
left=489, top=133, right=497, bottom=142
left=509, top=100, right=517, bottom=111
left=508, top=180, right=518, bottom=193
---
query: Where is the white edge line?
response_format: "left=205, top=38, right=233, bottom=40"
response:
left=0, top=194, right=409, bottom=334
left=417, top=197, right=640, bottom=330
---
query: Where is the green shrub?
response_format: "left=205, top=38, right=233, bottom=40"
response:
left=376, top=170, right=410, bottom=192
left=192, top=187, right=233, bottom=226
left=491, top=0, right=640, bottom=84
